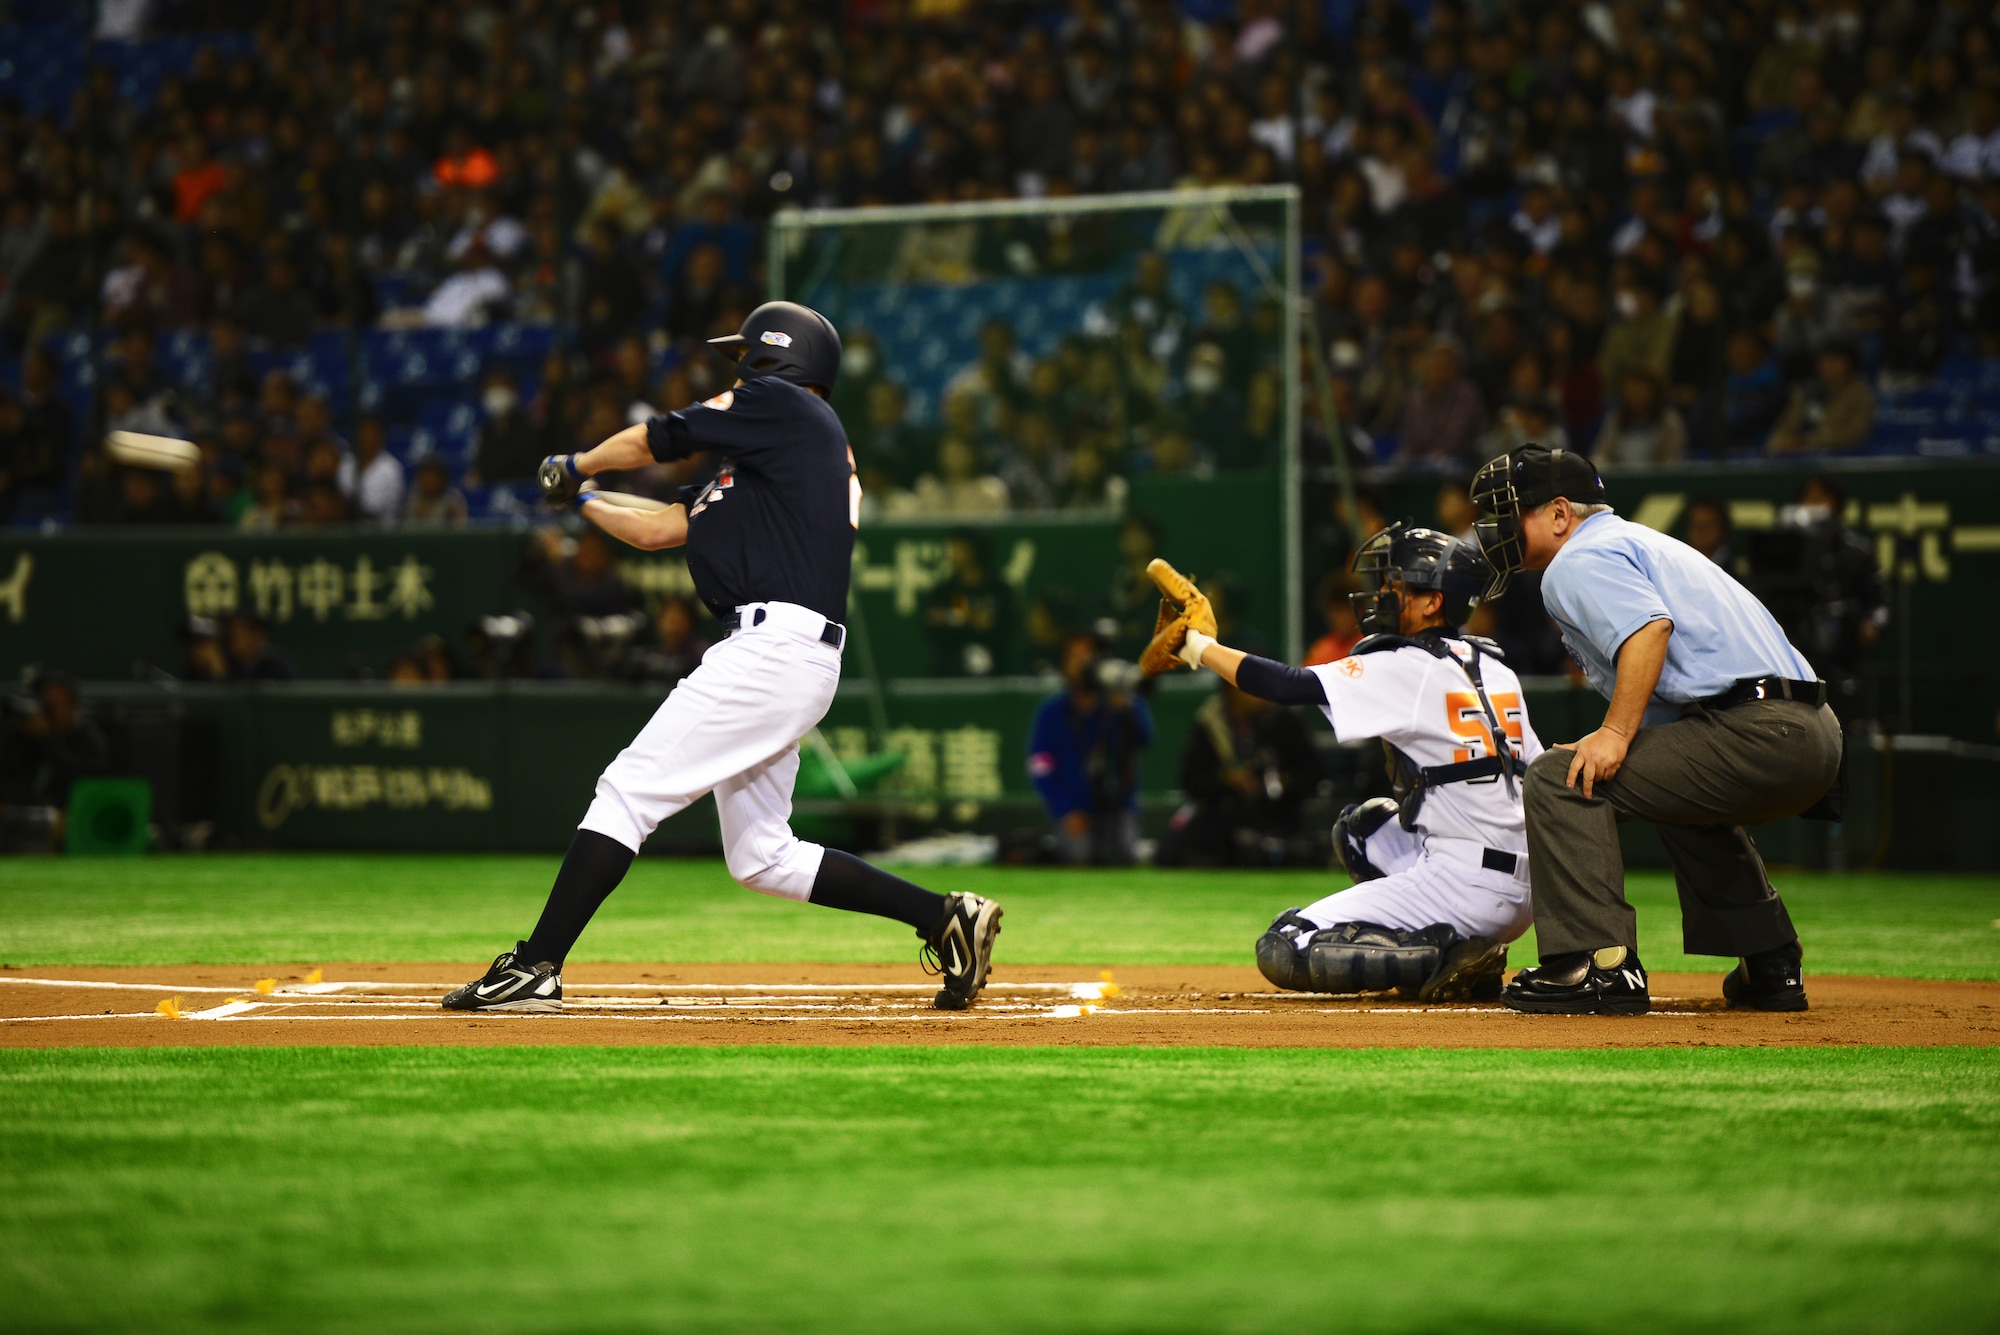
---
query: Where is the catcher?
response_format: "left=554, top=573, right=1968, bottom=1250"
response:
left=1141, top=527, right=1544, bottom=1001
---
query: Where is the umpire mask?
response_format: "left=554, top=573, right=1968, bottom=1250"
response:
left=1469, top=446, right=1605, bottom=597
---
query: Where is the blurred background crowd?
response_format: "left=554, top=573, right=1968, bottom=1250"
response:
left=1, top=0, right=1997, bottom=532
left=1, top=0, right=1992, bottom=864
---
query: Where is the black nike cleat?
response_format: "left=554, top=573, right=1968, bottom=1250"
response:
left=1722, top=940, right=1808, bottom=1011
left=1502, top=945, right=1650, bottom=1015
left=1418, top=935, right=1509, bottom=1003
left=442, top=943, right=562, bottom=1013
left=922, top=892, right=1002, bottom=1011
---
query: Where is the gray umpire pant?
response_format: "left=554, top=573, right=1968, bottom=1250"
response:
left=1522, top=700, right=1843, bottom=960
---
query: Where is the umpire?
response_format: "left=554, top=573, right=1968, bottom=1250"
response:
left=1470, top=446, right=1842, bottom=1015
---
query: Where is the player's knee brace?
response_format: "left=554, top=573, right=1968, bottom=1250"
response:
left=1254, top=909, right=1318, bottom=991
left=1306, top=922, right=1459, bottom=996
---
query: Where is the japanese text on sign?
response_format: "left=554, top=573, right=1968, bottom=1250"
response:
left=185, top=552, right=437, bottom=623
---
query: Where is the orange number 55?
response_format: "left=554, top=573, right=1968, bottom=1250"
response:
left=1445, top=691, right=1524, bottom=768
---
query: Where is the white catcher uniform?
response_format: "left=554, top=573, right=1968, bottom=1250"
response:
left=1298, top=638, right=1544, bottom=942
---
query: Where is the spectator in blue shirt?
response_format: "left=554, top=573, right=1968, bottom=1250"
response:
left=1027, top=632, right=1154, bottom=866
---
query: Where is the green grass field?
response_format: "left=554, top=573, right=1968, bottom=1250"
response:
left=2, top=855, right=1998, bottom=1333
left=4, top=854, right=2000, bottom=979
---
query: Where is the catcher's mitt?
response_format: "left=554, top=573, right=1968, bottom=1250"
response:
left=1140, top=557, right=1218, bottom=675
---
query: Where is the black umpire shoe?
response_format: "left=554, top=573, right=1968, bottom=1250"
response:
left=1418, top=936, right=1509, bottom=1003
left=923, top=892, right=1002, bottom=1011
left=442, top=943, right=562, bottom=1013
left=1722, top=940, right=1808, bottom=1011
left=1502, top=945, right=1650, bottom=1015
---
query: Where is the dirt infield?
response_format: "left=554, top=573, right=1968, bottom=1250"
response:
left=2, top=961, right=1995, bottom=1048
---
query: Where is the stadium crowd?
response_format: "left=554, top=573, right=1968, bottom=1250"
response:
left=1, top=0, right=1997, bottom=532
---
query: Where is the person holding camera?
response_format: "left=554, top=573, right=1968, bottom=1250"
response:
left=1028, top=631, right=1154, bottom=865
left=1158, top=680, right=1321, bottom=868
left=1745, top=474, right=1888, bottom=725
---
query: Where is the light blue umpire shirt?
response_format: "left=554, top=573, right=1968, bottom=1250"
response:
left=1541, top=511, right=1816, bottom=726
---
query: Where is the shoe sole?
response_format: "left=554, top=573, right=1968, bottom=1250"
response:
left=441, top=997, right=562, bottom=1013
left=1417, top=937, right=1508, bottom=1004
left=1725, top=992, right=1809, bottom=1012
left=1502, top=993, right=1651, bottom=1016
left=973, top=902, right=1003, bottom=990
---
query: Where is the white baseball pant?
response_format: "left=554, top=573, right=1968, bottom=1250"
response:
left=1299, top=822, right=1534, bottom=942
left=579, top=601, right=842, bottom=901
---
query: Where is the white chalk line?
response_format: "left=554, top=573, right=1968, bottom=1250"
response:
left=0, top=977, right=1113, bottom=999
left=0, top=975, right=1128, bottom=1023
left=1, top=976, right=1710, bottom=1023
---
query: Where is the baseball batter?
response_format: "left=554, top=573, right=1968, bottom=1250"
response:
left=1161, top=526, right=1543, bottom=1001
left=445, top=302, right=1002, bottom=1013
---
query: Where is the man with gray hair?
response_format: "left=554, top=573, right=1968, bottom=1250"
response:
left=1470, top=445, right=1842, bottom=1015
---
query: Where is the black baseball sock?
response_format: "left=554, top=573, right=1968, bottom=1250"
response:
left=809, top=849, right=948, bottom=934
left=520, top=829, right=637, bottom=969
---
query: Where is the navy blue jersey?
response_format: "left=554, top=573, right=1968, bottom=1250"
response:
left=645, top=377, right=857, bottom=623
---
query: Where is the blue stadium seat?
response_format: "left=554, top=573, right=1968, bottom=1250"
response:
left=490, top=324, right=555, bottom=364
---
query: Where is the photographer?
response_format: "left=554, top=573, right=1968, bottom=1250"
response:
left=516, top=526, right=641, bottom=679
left=1744, top=474, right=1888, bottom=724
left=1027, top=631, right=1154, bottom=865
left=1157, top=680, right=1320, bottom=868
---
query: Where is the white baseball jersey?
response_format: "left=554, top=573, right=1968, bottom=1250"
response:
left=1306, top=640, right=1543, bottom=853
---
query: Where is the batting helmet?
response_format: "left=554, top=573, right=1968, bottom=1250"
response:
left=707, top=301, right=842, bottom=392
left=1349, top=521, right=1493, bottom=634
left=1468, top=445, right=1605, bottom=597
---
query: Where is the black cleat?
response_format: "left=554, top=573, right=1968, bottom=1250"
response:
left=922, top=893, right=1002, bottom=1010
left=1502, top=945, right=1650, bottom=1015
left=1722, top=940, right=1808, bottom=1011
left=1418, top=935, right=1509, bottom=1003
left=442, top=943, right=562, bottom=1013
left=1254, top=910, right=1318, bottom=991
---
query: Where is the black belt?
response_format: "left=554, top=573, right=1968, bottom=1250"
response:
left=1697, top=676, right=1827, bottom=711
left=1481, top=848, right=1517, bottom=876
left=719, top=607, right=846, bottom=650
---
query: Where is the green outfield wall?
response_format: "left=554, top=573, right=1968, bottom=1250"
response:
left=0, top=474, right=1283, bottom=684
left=62, top=675, right=1997, bottom=871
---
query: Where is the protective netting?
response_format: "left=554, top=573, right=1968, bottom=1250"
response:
left=770, top=189, right=1298, bottom=518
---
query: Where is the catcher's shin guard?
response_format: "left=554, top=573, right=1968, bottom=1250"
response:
left=1254, top=909, right=1318, bottom=991
left=1306, top=922, right=1457, bottom=996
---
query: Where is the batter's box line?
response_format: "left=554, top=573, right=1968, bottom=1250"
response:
left=0, top=977, right=1117, bottom=1000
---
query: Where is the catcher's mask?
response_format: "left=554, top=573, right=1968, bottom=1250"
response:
left=1469, top=445, right=1606, bottom=597
left=707, top=300, right=843, bottom=392
left=1349, top=522, right=1493, bottom=634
